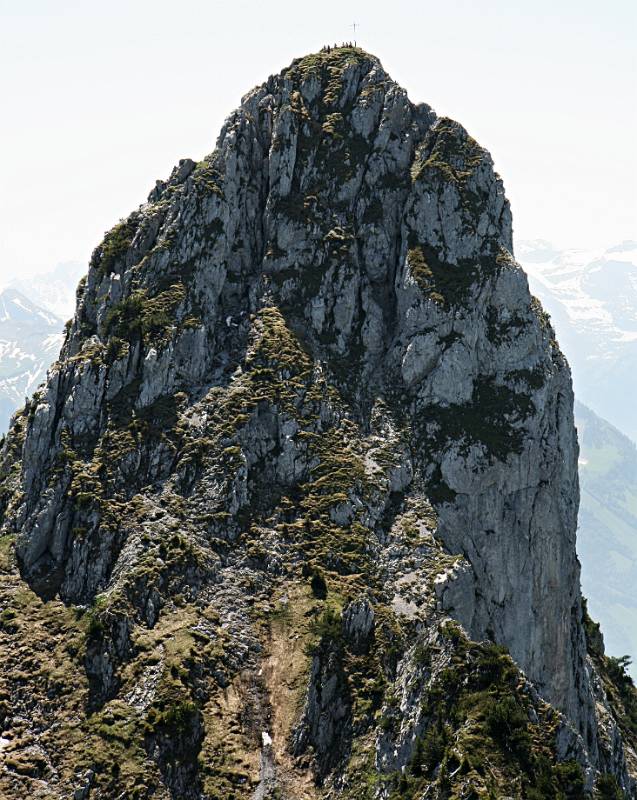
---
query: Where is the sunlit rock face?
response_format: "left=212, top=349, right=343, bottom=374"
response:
left=0, top=47, right=634, bottom=799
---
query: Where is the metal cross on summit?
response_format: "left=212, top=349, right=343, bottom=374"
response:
left=352, top=22, right=357, bottom=45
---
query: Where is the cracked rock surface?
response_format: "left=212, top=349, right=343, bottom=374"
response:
left=0, top=46, right=635, bottom=799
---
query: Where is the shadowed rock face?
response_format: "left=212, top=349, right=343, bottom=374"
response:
left=0, top=47, right=634, bottom=799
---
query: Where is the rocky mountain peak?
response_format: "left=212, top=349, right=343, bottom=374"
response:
left=0, top=48, right=634, bottom=799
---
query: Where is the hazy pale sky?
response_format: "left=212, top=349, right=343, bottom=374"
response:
left=1, top=0, right=635, bottom=279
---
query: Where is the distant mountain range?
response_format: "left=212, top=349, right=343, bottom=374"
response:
left=575, top=401, right=637, bottom=676
left=9, top=260, right=85, bottom=320
left=0, top=288, right=64, bottom=432
left=0, top=262, right=84, bottom=433
left=519, top=239, right=637, bottom=442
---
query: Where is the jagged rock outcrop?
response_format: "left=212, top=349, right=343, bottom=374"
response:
left=0, top=47, right=635, bottom=799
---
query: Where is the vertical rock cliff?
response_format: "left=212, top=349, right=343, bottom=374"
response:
left=0, top=47, right=635, bottom=799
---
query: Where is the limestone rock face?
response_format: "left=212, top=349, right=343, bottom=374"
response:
left=0, top=47, right=635, bottom=799
left=342, top=597, right=375, bottom=654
